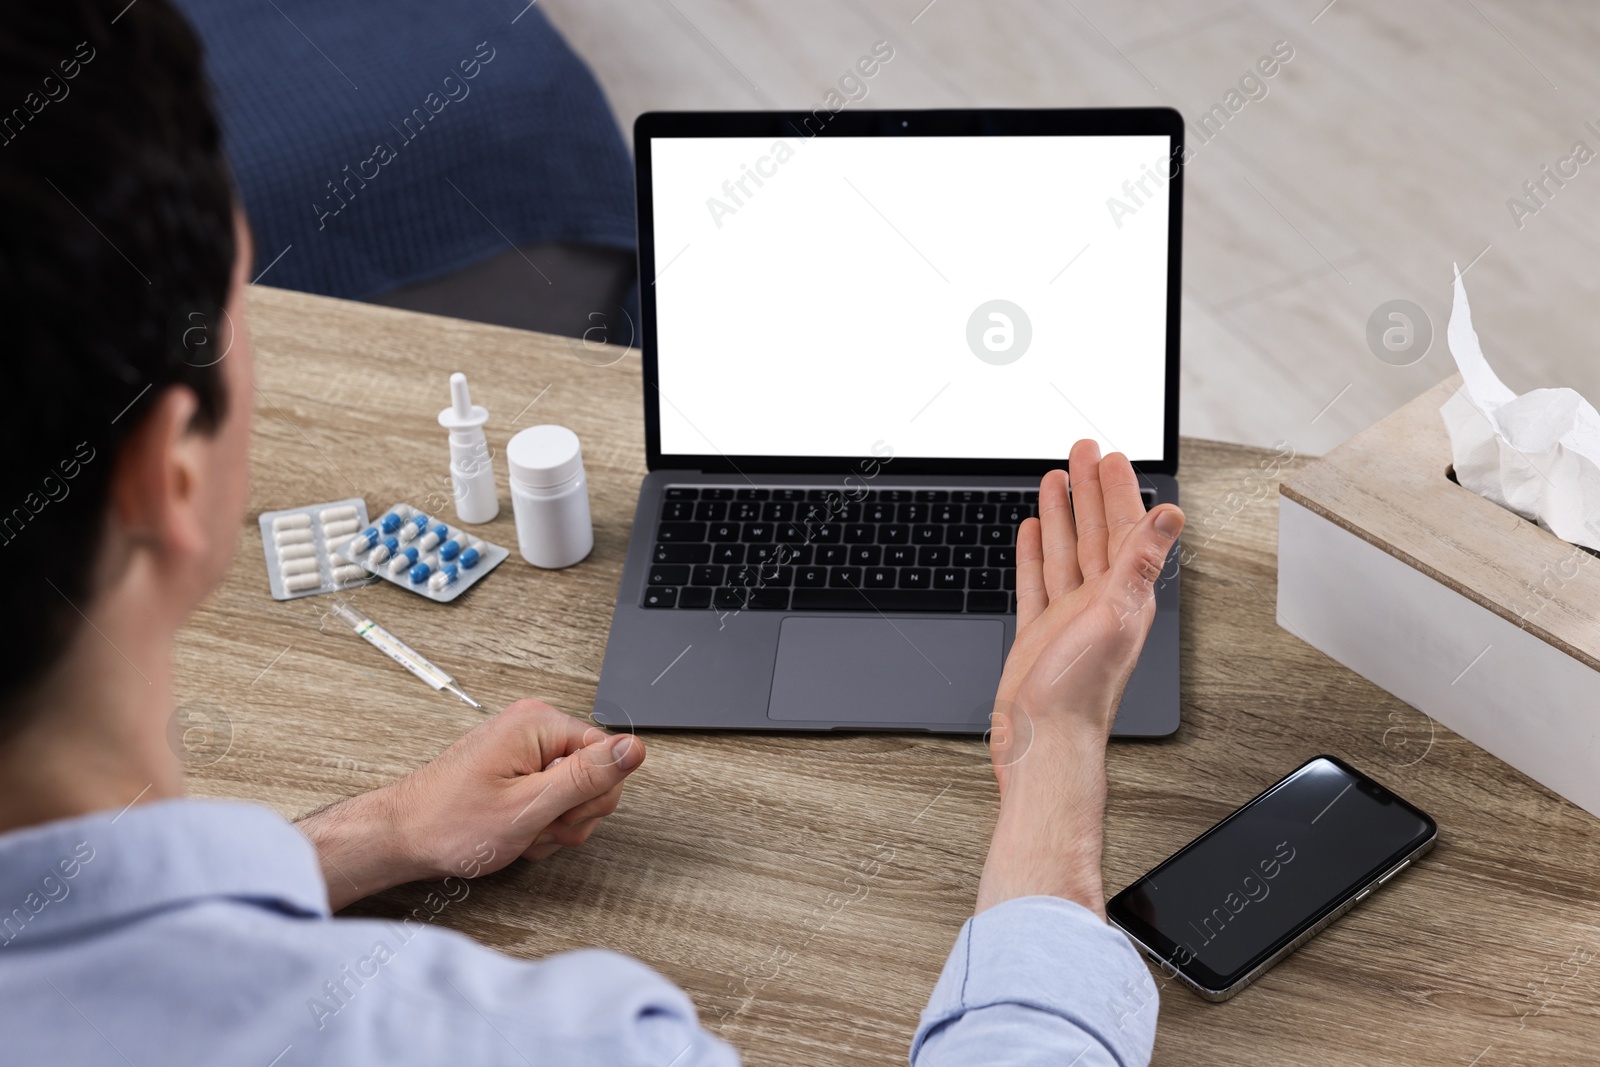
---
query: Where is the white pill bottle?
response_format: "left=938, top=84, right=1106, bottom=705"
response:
left=506, top=425, right=594, bottom=569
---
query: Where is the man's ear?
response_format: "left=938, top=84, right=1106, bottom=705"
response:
left=110, top=384, right=209, bottom=557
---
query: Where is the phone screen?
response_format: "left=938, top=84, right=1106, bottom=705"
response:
left=1108, top=756, right=1435, bottom=991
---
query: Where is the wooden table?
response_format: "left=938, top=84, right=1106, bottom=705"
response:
left=177, top=285, right=1600, bottom=1067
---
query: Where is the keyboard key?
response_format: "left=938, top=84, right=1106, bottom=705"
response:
left=712, top=588, right=747, bottom=610
left=713, top=544, right=745, bottom=564
left=829, top=566, right=863, bottom=588
left=989, top=546, right=1015, bottom=567
left=694, top=501, right=727, bottom=521
left=710, top=523, right=741, bottom=542
left=953, top=490, right=983, bottom=503
left=981, top=525, right=1013, bottom=546
left=932, top=503, right=961, bottom=523
left=654, top=543, right=710, bottom=564
left=807, top=523, right=842, bottom=543
left=642, top=586, right=678, bottom=608
left=953, top=546, right=983, bottom=567
left=664, top=487, right=698, bottom=500
left=844, top=524, right=875, bottom=544
left=657, top=522, right=706, bottom=542
left=987, top=490, right=1022, bottom=503
left=999, top=504, right=1029, bottom=524
left=864, top=567, right=896, bottom=589
left=712, top=586, right=790, bottom=609
left=883, top=545, right=916, bottom=566
left=812, top=511, right=851, bottom=537
left=948, top=525, right=979, bottom=545
left=1003, top=569, right=1016, bottom=590
left=729, top=565, right=791, bottom=587
left=731, top=501, right=762, bottom=522
left=898, top=567, right=931, bottom=589
left=1023, top=490, right=1039, bottom=504
left=691, top=565, right=724, bottom=586
left=880, top=490, right=911, bottom=502
left=795, top=565, right=828, bottom=587
left=849, top=545, right=882, bottom=566
left=934, top=569, right=964, bottom=589
left=970, top=568, right=1002, bottom=590
left=897, top=503, right=927, bottom=523
left=773, top=488, right=806, bottom=502
left=967, top=591, right=1009, bottom=613
left=648, top=564, right=689, bottom=585
left=762, top=501, right=796, bottom=522
left=816, top=545, right=848, bottom=565
left=741, top=523, right=775, bottom=542
left=878, top=524, right=910, bottom=544
left=661, top=499, right=695, bottom=521
left=746, top=588, right=790, bottom=610
left=773, top=543, right=812, bottom=565
left=678, top=586, right=712, bottom=609
left=747, top=545, right=778, bottom=563
left=864, top=501, right=894, bottom=523
left=915, top=489, right=949, bottom=502
left=806, top=489, right=835, bottom=502
left=918, top=545, right=950, bottom=567
left=965, top=504, right=996, bottom=524
left=736, top=488, right=769, bottom=501
left=790, top=589, right=963, bottom=612
left=912, top=524, right=942, bottom=544
left=702, top=488, right=735, bottom=501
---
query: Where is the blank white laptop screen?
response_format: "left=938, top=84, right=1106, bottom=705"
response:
left=649, top=134, right=1172, bottom=463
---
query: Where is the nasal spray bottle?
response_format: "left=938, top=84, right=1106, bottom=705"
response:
left=438, top=372, right=499, bottom=525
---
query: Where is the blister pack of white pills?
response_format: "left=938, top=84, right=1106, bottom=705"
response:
left=340, top=502, right=509, bottom=603
left=259, top=499, right=380, bottom=600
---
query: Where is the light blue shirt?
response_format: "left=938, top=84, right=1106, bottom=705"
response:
left=0, top=799, right=1157, bottom=1065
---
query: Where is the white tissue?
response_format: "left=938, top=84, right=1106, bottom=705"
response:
left=1440, top=264, right=1600, bottom=551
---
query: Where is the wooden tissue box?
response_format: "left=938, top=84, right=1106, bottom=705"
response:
left=1277, top=374, right=1600, bottom=817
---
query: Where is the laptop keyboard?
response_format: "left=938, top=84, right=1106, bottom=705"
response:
left=644, top=485, right=1156, bottom=614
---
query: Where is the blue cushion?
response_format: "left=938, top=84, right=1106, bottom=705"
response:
left=174, top=0, right=635, bottom=298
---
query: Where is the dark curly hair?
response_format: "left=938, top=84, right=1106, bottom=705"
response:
left=0, top=0, right=236, bottom=716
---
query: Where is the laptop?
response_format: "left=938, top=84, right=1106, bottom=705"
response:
left=594, top=108, right=1185, bottom=736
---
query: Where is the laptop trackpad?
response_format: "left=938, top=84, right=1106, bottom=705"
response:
left=767, top=616, right=1004, bottom=726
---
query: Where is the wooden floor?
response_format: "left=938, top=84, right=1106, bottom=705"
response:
left=541, top=0, right=1600, bottom=456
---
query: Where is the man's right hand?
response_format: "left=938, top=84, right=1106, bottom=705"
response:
left=976, top=439, right=1184, bottom=916
left=300, top=701, right=645, bottom=910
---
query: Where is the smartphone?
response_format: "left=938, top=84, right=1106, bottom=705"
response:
left=1106, top=755, right=1437, bottom=1002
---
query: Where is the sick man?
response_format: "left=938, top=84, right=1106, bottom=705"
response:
left=0, top=3, right=1185, bottom=1064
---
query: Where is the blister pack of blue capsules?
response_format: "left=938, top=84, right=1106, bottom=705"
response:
left=340, top=503, right=509, bottom=603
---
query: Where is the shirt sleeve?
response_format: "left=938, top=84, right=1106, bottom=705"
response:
left=910, top=896, right=1159, bottom=1067
left=370, top=925, right=744, bottom=1067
